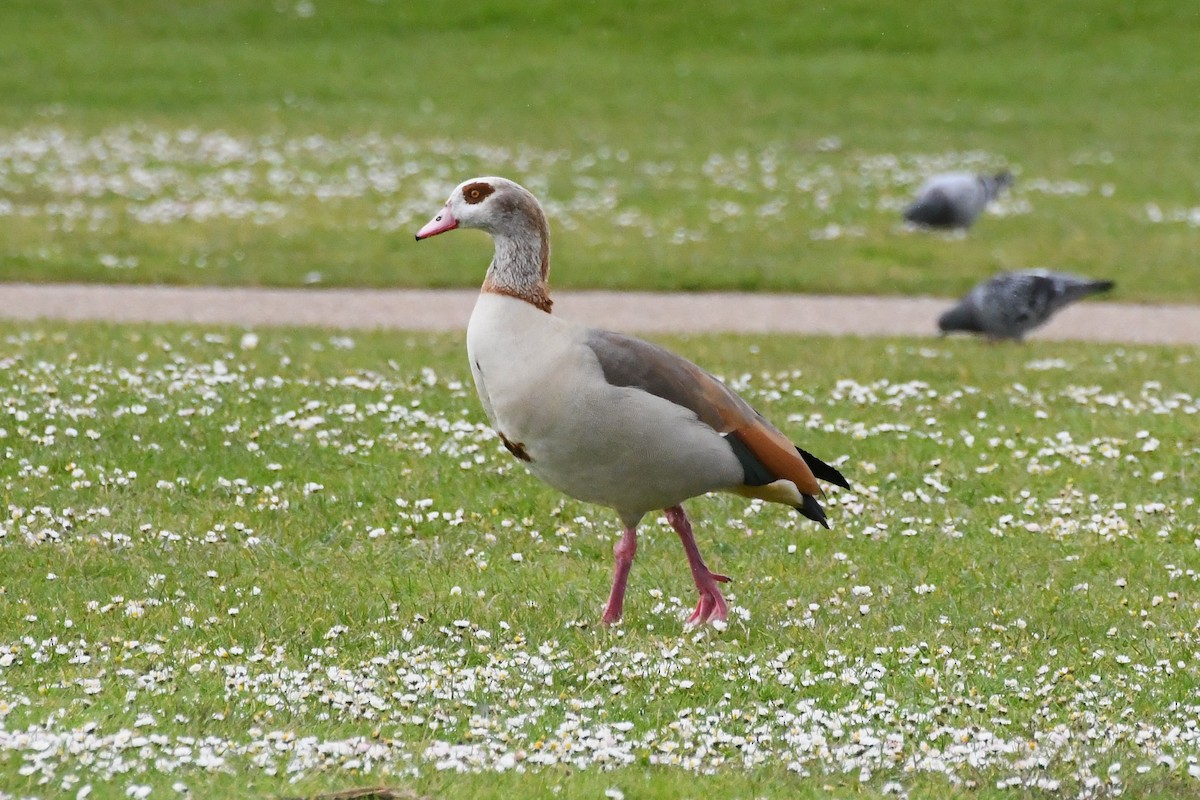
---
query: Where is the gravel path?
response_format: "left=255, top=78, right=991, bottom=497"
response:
left=1, top=282, right=1198, bottom=345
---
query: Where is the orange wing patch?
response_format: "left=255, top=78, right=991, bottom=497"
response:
left=731, top=421, right=821, bottom=496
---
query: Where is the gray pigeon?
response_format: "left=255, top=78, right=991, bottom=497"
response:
left=938, top=269, right=1115, bottom=341
left=904, top=171, right=1013, bottom=229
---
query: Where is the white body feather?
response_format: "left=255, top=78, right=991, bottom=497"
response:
left=467, top=292, right=743, bottom=522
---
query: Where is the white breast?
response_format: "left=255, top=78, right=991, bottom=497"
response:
left=466, top=292, right=742, bottom=520
left=466, top=292, right=578, bottom=438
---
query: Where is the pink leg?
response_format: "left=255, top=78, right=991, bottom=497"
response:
left=601, top=527, right=638, bottom=625
left=665, top=505, right=730, bottom=625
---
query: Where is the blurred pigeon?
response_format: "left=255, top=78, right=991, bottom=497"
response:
left=938, top=269, right=1115, bottom=341
left=904, top=171, right=1013, bottom=229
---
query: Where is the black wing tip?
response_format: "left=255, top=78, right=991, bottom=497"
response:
left=796, top=494, right=831, bottom=529
left=796, top=447, right=851, bottom=490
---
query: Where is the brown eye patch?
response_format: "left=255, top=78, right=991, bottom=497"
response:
left=462, top=181, right=495, bottom=205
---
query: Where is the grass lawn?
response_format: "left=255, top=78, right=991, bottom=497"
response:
left=1, top=0, right=1198, bottom=299
left=1, top=321, right=1198, bottom=798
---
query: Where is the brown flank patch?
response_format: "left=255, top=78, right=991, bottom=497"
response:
left=499, top=431, right=532, bottom=462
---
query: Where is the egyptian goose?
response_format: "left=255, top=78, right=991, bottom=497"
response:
left=416, top=177, right=849, bottom=625
left=939, top=268, right=1115, bottom=341
left=903, top=170, right=1013, bottom=229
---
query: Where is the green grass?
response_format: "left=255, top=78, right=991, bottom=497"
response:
left=2, top=321, right=1198, bottom=798
left=1, top=0, right=1198, bottom=299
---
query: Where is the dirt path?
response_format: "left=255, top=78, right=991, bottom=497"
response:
left=1, top=283, right=1198, bottom=345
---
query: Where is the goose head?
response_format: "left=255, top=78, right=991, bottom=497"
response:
left=415, top=176, right=543, bottom=240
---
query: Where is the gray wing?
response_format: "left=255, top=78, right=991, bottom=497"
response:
left=583, top=329, right=836, bottom=496
left=996, top=272, right=1059, bottom=332
left=583, top=329, right=754, bottom=433
left=1025, top=269, right=1115, bottom=313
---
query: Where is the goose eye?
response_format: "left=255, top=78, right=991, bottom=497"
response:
left=462, top=181, right=495, bottom=205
